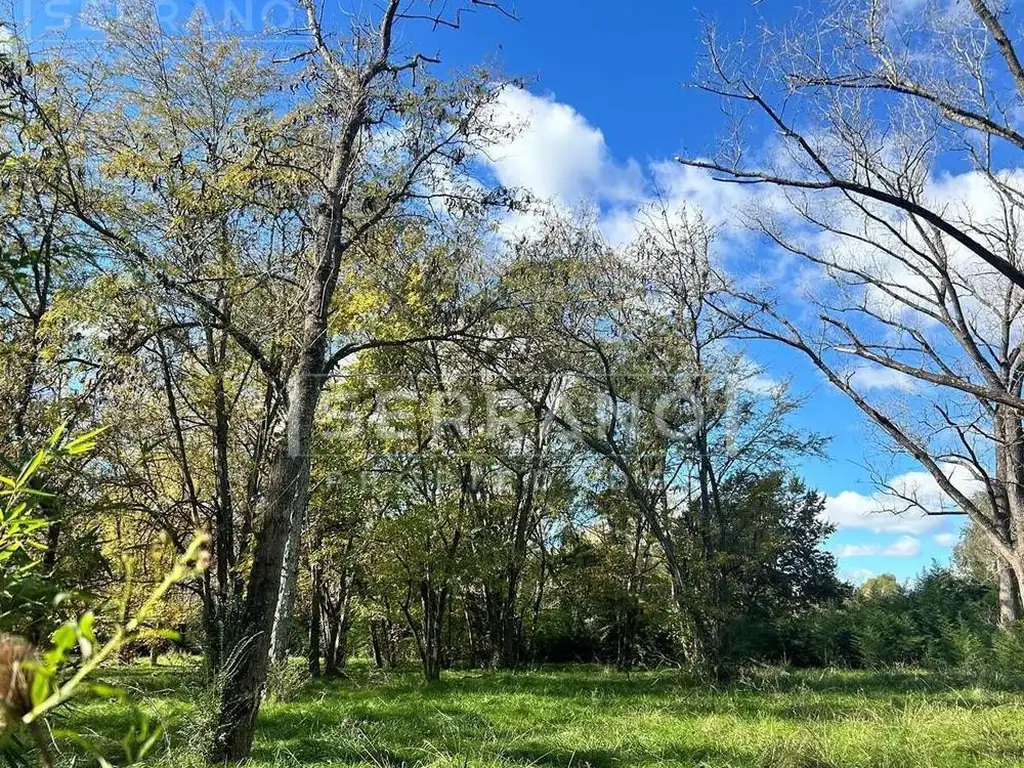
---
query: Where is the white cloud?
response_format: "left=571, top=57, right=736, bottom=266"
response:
left=934, top=532, right=958, bottom=547
left=835, top=535, right=921, bottom=558
left=648, top=161, right=755, bottom=231
left=729, top=356, right=784, bottom=395
left=480, top=91, right=1024, bottom=383
left=802, top=167, right=1024, bottom=340
left=485, top=87, right=644, bottom=206
left=825, top=490, right=940, bottom=533
left=743, top=373, right=783, bottom=395
left=836, top=543, right=880, bottom=557
left=884, top=535, right=921, bottom=557
left=480, top=89, right=782, bottom=249
left=848, top=365, right=918, bottom=392
left=823, top=461, right=981, bottom=533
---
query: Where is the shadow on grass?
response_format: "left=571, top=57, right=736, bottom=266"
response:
left=751, top=668, right=1024, bottom=696
left=250, top=739, right=416, bottom=767
left=503, top=743, right=747, bottom=767
left=329, top=663, right=1024, bottom=701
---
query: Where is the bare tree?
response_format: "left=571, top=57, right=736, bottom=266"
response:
left=680, top=0, right=1024, bottom=623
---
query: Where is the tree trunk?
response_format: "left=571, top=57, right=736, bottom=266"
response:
left=529, top=549, right=546, bottom=663
left=368, top=620, right=382, bottom=668
left=408, top=578, right=447, bottom=683
left=995, top=407, right=1024, bottom=628
left=369, top=619, right=393, bottom=669
left=423, top=599, right=443, bottom=683
left=497, top=580, right=520, bottom=669
left=494, top=409, right=551, bottom=669
left=999, top=560, right=1023, bottom=627
left=309, top=563, right=322, bottom=679
left=326, top=615, right=350, bottom=674
left=269, top=495, right=305, bottom=664
left=208, top=319, right=236, bottom=661
left=201, top=572, right=224, bottom=677
left=207, top=353, right=322, bottom=764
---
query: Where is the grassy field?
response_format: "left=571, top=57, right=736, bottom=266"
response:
left=61, top=663, right=1024, bottom=767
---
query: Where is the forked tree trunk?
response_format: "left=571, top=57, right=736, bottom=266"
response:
left=207, top=349, right=323, bottom=763
left=323, top=574, right=353, bottom=676
left=405, top=578, right=448, bottom=682
left=324, top=617, right=351, bottom=675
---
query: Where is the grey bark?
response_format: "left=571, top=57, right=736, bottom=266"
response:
left=269, top=494, right=306, bottom=664
left=998, top=561, right=1023, bottom=627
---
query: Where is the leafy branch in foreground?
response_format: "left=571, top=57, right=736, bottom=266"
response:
left=26, top=533, right=210, bottom=725
left=0, top=427, right=210, bottom=766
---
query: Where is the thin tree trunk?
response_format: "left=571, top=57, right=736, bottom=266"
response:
left=323, top=573, right=353, bottom=675
left=202, top=572, right=224, bottom=677
left=368, top=621, right=382, bottom=668
left=309, top=562, right=322, bottom=679
left=497, top=580, right=520, bottom=669
left=208, top=318, right=236, bottom=653
left=422, top=583, right=445, bottom=682
left=369, top=619, right=392, bottom=669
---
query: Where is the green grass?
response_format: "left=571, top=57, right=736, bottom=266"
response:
left=58, top=663, right=1024, bottom=767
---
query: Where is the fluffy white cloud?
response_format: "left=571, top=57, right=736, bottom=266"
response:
left=934, top=532, right=958, bottom=547
left=485, top=87, right=644, bottom=206
left=480, top=89, right=775, bottom=248
left=823, top=462, right=981, bottom=533
left=836, top=543, right=879, bottom=558
left=884, top=535, right=922, bottom=557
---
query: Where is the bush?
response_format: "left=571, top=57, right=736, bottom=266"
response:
left=990, top=621, right=1024, bottom=676
left=747, top=566, right=1000, bottom=672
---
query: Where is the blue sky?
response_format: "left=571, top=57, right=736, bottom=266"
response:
left=16, top=0, right=970, bottom=582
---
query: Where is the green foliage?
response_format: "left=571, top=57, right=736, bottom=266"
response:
left=0, top=425, right=104, bottom=628
left=4, top=6, right=1021, bottom=761
left=264, top=659, right=311, bottom=704
left=775, top=565, right=1010, bottom=674
left=991, top=622, right=1024, bottom=675
left=0, top=428, right=210, bottom=766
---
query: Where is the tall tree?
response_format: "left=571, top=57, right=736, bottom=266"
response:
left=680, top=0, right=1024, bottom=623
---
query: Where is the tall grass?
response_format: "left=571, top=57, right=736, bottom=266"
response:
left=64, top=662, right=1024, bottom=767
